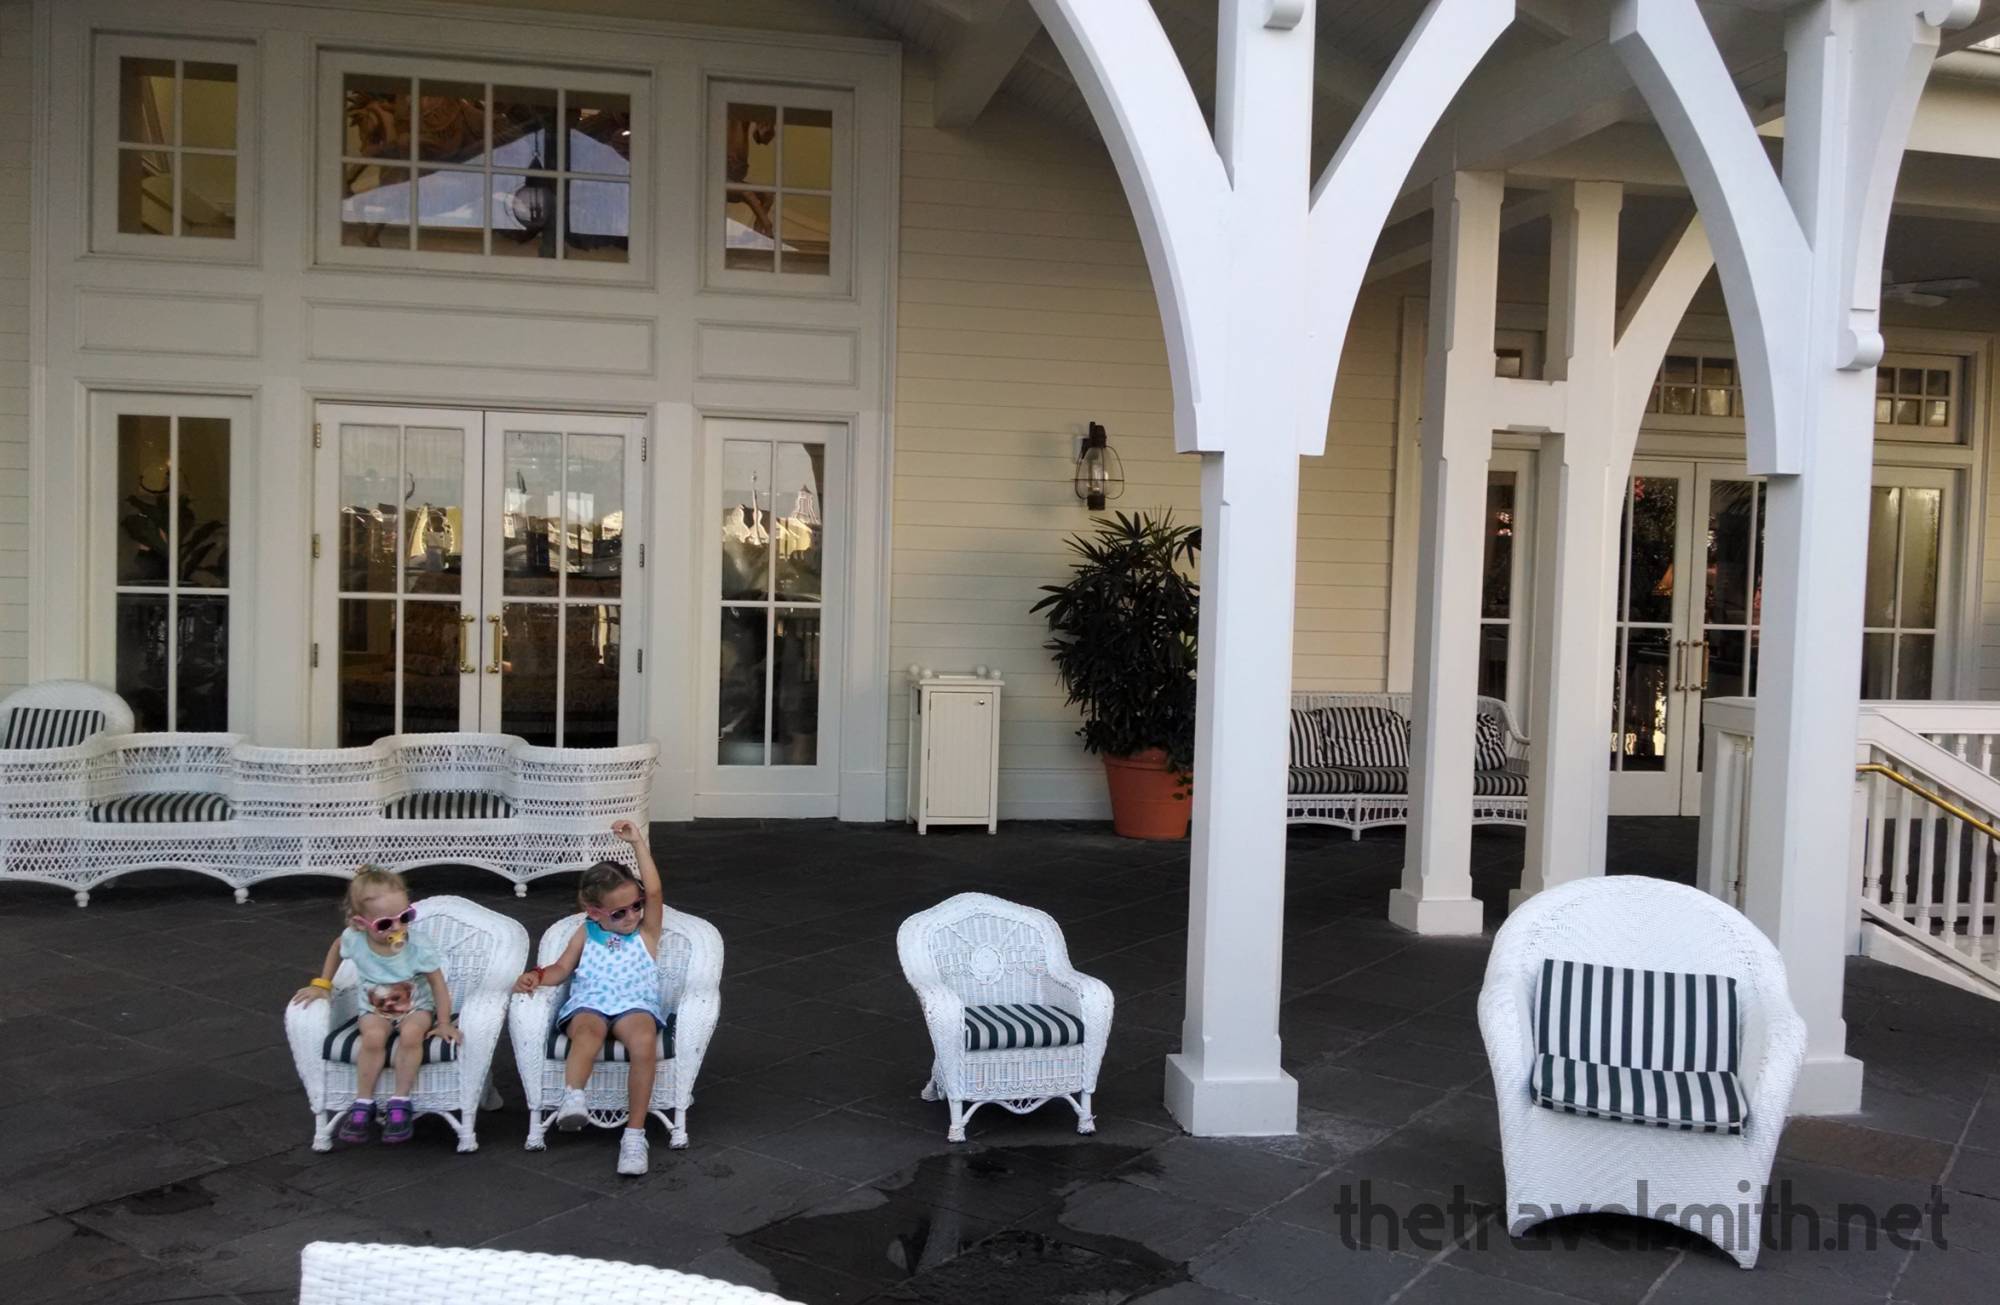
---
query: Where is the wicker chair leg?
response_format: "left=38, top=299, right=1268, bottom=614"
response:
left=1073, top=1091, right=1096, bottom=1135
left=946, top=1099, right=968, bottom=1143
left=524, top=1108, right=550, bottom=1152
left=668, top=1107, right=689, bottom=1149
left=513, top=882, right=528, bottom=898
left=453, top=1109, right=479, bottom=1154
left=233, top=887, right=250, bottom=903
left=74, top=890, right=89, bottom=908
left=311, top=1110, right=338, bottom=1153
left=920, top=1079, right=939, bottom=1102
left=481, top=1076, right=503, bottom=1110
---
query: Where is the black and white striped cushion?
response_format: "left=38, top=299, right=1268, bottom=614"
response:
left=963, top=1003, right=1086, bottom=1052
left=547, top=1012, right=676, bottom=1062
left=1530, top=958, right=1744, bottom=1133
left=322, top=1017, right=458, bottom=1065
left=89, top=793, right=234, bottom=823
left=1474, top=712, right=1511, bottom=770
left=1473, top=761, right=1530, bottom=798
left=383, top=791, right=514, bottom=820
left=1317, top=706, right=1410, bottom=767
left=1287, top=765, right=1408, bottom=796
left=1288, top=710, right=1329, bottom=767
left=2, top=707, right=106, bottom=750
left=1531, top=1053, right=1745, bottom=1134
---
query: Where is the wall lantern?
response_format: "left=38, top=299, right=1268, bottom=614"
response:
left=1073, top=421, right=1125, bottom=511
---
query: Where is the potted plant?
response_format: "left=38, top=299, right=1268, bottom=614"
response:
left=1032, top=511, right=1199, bottom=839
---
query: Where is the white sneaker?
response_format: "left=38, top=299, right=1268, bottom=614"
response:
left=616, top=1129, right=649, bottom=1176
left=556, top=1087, right=588, bottom=1131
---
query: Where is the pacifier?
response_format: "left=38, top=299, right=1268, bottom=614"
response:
left=386, top=930, right=408, bottom=946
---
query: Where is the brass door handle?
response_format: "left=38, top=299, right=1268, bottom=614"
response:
left=1694, top=639, right=1712, bottom=693
left=457, top=613, right=476, bottom=674
left=1672, top=639, right=1686, bottom=692
left=486, top=613, right=505, bottom=674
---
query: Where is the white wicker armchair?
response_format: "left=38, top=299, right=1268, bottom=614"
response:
left=898, top=893, right=1114, bottom=1143
left=509, top=906, right=724, bottom=1150
left=285, top=894, right=528, bottom=1153
left=1478, top=876, right=1807, bottom=1268
left=299, top=1243, right=802, bottom=1305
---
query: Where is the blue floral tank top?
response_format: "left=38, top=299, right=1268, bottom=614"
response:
left=557, top=920, right=664, bottom=1026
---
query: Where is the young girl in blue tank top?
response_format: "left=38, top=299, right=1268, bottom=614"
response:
left=513, top=819, right=665, bottom=1176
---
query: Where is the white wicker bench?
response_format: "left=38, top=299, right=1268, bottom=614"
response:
left=1287, top=691, right=1531, bottom=837
left=0, top=682, right=657, bottom=906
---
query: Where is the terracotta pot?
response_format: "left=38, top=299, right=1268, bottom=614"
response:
left=1102, top=748, right=1191, bottom=840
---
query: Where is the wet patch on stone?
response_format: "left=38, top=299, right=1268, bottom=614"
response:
left=109, top=1179, right=215, bottom=1217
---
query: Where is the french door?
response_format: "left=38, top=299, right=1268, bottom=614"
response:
left=311, top=403, right=645, bottom=747
left=1609, top=459, right=1955, bottom=815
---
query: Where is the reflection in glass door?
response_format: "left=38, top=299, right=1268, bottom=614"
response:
left=1677, top=469, right=1766, bottom=812
left=1609, top=464, right=1694, bottom=815
left=314, top=404, right=642, bottom=747
left=1861, top=472, right=1953, bottom=700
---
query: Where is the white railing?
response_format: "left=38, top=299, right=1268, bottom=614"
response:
left=1700, top=698, right=2000, bottom=994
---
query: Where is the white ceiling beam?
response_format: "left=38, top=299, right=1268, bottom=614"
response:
left=1364, top=193, right=1552, bottom=284
left=1940, top=0, right=2000, bottom=52
left=1516, top=0, right=1580, bottom=40
left=931, top=0, right=1043, bottom=127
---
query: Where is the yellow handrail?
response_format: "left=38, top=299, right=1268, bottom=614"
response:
left=1856, top=763, right=2000, bottom=842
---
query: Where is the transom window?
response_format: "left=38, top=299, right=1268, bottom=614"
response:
left=1645, top=352, right=1742, bottom=419
left=709, top=82, right=850, bottom=293
left=1640, top=348, right=1964, bottom=443
left=1875, top=362, right=1955, bottom=432
left=92, top=36, right=253, bottom=258
left=319, top=54, right=645, bottom=277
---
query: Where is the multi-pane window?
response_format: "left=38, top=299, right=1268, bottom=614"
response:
left=114, top=414, right=232, bottom=731
left=722, top=101, right=832, bottom=275
left=332, top=57, right=636, bottom=266
left=94, top=38, right=250, bottom=255
left=1478, top=472, right=1518, bottom=703
left=1875, top=365, right=1955, bottom=433
left=1645, top=352, right=1742, bottom=418
left=710, top=83, right=848, bottom=290
left=718, top=439, right=827, bottom=765
left=1861, top=484, right=1944, bottom=699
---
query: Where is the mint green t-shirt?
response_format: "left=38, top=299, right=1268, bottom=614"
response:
left=340, top=929, right=443, bottom=1016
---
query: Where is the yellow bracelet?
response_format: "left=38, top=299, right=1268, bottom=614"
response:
left=309, top=977, right=334, bottom=991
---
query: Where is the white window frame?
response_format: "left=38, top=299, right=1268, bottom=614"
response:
left=91, top=34, right=257, bottom=262
left=315, top=50, right=651, bottom=283
left=1481, top=448, right=1537, bottom=717
left=705, top=80, right=855, bottom=297
left=698, top=416, right=849, bottom=816
left=1861, top=464, right=1961, bottom=700
left=89, top=391, right=256, bottom=731
left=1873, top=352, right=1965, bottom=445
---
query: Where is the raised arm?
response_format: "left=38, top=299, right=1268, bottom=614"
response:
left=612, top=817, right=663, bottom=935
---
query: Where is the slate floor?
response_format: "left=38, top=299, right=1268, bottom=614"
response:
left=2, top=818, right=1997, bottom=1304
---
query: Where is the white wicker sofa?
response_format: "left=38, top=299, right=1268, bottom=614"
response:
left=1287, top=691, right=1530, bottom=836
left=510, top=906, right=725, bottom=1151
left=0, top=681, right=657, bottom=906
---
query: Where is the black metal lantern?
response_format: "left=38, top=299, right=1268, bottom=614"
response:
left=509, top=152, right=556, bottom=235
left=1073, top=421, right=1125, bottom=511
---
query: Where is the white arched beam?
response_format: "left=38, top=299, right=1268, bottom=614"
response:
left=1610, top=0, right=1809, bottom=474
left=1304, top=0, right=1516, bottom=454
left=1025, top=0, right=1231, bottom=452
left=1613, top=0, right=1975, bottom=1117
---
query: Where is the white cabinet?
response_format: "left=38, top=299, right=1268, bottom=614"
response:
left=905, top=667, right=1003, bottom=833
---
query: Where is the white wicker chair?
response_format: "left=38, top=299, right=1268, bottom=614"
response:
left=299, top=1242, right=802, bottom=1305
left=1478, top=876, right=1808, bottom=1268
left=509, top=906, right=724, bottom=1151
left=898, top=893, right=1114, bottom=1143
left=285, top=894, right=528, bottom=1153
left=0, top=679, right=134, bottom=742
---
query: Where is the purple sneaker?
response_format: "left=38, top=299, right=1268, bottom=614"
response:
left=336, top=1101, right=373, bottom=1143
left=381, top=1097, right=414, bottom=1144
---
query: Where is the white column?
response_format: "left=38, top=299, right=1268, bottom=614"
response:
left=1163, top=0, right=1313, bottom=1137
left=1517, top=183, right=1622, bottom=908
left=1392, top=169, right=1501, bottom=938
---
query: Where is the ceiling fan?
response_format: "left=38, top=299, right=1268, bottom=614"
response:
left=1882, top=269, right=1981, bottom=308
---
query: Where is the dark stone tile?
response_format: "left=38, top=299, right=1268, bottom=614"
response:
left=70, top=1169, right=326, bottom=1262
left=191, top=1209, right=423, bottom=1295
left=1891, top=1242, right=2000, bottom=1304
left=3, top=1131, right=227, bottom=1215
left=626, top=1147, right=856, bottom=1235
left=680, top=1242, right=881, bottom=1304
left=484, top=1195, right=731, bottom=1267
left=759, top=1045, right=913, bottom=1107
left=1231, top=1108, right=1396, bottom=1167
left=1440, top=1213, right=1683, bottom=1304
left=741, top=1185, right=1000, bottom=1287
left=1398, top=1262, right=1606, bottom=1304
left=0, top=1218, right=164, bottom=1305
left=741, top=1109, right=950, bottom=1184
left=877, top=1147, right=1082, bottom=1224
left=1294, top=1065, right=1445, bottom=1126
left=1115, top=1136, right=1325, bottom=1216
left=1045, top=1178, right=1245, bottom=1262
left=1190, top=1217, right=1425, bottom=1305
left=1334, top=1037, right=1489, bottom=1090
left=680, top=1081, right=835, bottom=1149
left=67, top=1065, right=273, bottom=1130
left=1778, top=1117, right=1954, bottom=1184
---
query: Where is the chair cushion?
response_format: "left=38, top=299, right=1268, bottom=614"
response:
left=1316, top=705, right=1410, bottom=767
left=1288, top=765, right=1407, bottom=797
left=548, top=1011, right=676, bottom=1062
left=322, top=1017, right=458, bottom=1065
left=964, top=1003, right=1086, bottom=1052
left=1532, top=1052, right=1746, bottom=1135
left=3, top=707, right=106, bottom=750
left=1473, top=761, right=1530, bottom=799
left=89, top=793, right=234, bottom=823
left=1475, top=711, right=1511, bottom=770
left=383, top=790, right=514, bottom=820
left=1533, top=958, right=1740, bottom=1073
